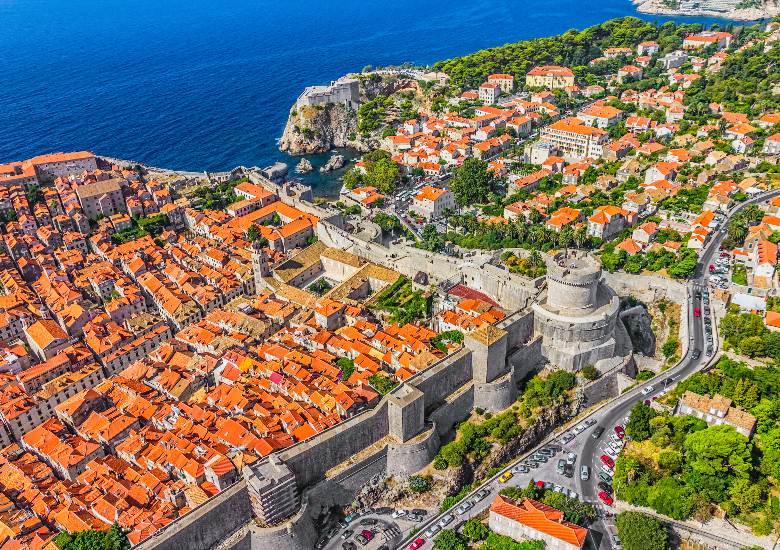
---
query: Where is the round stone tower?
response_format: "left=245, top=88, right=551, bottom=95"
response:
left=532, top=250, right=620, bottom=372
left=545, top=251, right=602, bottom=315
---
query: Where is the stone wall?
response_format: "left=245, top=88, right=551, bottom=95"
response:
left=244, top=492, right=318, bottom=550
left=136, top=481, right=252, bottom=550
left=474, top=371, right=517, bottom=413
left=429, top=383, right=475, bottom=437
left=386, top=424, right=441, bottom=477
left=413, top=348, right=473, bottom=411
left=602, top=272, right=686, bottom=302
left=316, top=220, right=539, bottom=310
left=508, top=337, right=545, bottom=384
left=279, top=401, right=389, bottom=489
left=498, top=308, right=535, bottom=352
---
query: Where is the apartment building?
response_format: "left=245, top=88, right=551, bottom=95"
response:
left=540, top=120, right=608, bottom=160
left=526, top=66, right=575, bottom=89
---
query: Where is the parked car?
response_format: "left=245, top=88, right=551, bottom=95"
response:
left=563, top=464, right=574, bottom=478
left=342, top=543, right=357, bottom=550
left=423, top=525, right=440, bottom=538
left=342, top=530, right=354, bottom=541
left=580, top=465, right=590, bottom=480
left=614, top=425, right=624, bottom=437
left=499, top=471, right=513, bottom=483
left=438, top=514, right=454, bottom=527
left=598, top=481, right=613, bottom=494
left=566, top=452, right=577, bottom=465
left=409, top=538, right=425, bottom=550
left=473, top=490, right=489, bottom=502
left=585, top=418, right=597, bottom=427
left=599, top=471, right=613, bottom=483
left=456, top=500, right=473, bottom=515
left=557, top=459, right=566, bottom=475
left=359, top=518, right=377, bottom=526
left=598, top=491, right=614, bottom=506
left=600, top=455, right=615, bottom=469
left=391, top=509, right=407, bottom=519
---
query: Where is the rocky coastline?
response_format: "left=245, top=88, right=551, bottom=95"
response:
left=632, top=0, right=778, bottom=21
left=278, top=73, right=425, bottom=157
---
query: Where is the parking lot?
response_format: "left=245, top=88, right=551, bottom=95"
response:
left=402, top=415, right=629, bottom=550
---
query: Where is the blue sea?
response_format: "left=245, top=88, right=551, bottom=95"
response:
left=0, top=0, right=734, bottom=191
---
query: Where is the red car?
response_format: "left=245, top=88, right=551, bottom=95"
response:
left=694, top=307, right=701, bottom=317
left=708, top=264, right=715, bottom=273
left=361, top=530, right=373, bottom=542
left=600, top=455, right=615, bottom=469
left=614, top=425, right=625, bottom=438
left=410, top=538, right=425, bottom=550
left=598, top=491, right=614, bottom=506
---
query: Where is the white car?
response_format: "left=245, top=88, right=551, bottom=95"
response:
left=424, top=525, right=441, bottom=538
left=455, top=501, right=473, bottom=515
left=641, top=386, right=654, bottom=396
left=566, top=452, right=577, bottom=465
left=567, top=489, right=579, bottom=500
left=439, top=514, right=454, bottom=527
left=391, top=509, right=407, bottom=519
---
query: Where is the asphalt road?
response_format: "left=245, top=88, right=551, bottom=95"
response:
left=393, top=188, right=780, bottom=550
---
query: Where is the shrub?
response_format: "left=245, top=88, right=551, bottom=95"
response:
left=408, top=475, right=431, bottom=494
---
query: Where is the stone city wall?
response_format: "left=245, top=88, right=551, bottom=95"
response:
left=136, top=481, right=252, bottom=550
left=279, top=401, right=390, bottom=489
left=496, top=307, right=534, bottom=351
left=316, top=221, right=539, bottom=309
left=508, top=337, right=545, bottom=384
left=386, top=424, right=441, bottom=477
left=413, top=347, right=473, bottom=411
left=428, top=383, right=475, bottom=437
left=602, top=272, right=686, bottom=303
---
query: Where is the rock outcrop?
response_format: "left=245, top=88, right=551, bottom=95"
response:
left=620, top=305, right=657, bottom=357
left=632, top=0, right=778, bottom=20
left=320, top=154, right=345, bottom=173
left=295, top=158, right=314, bottom=173
left=279, top=103, right=361, bottom=155
left=279, top=74, right=425, bottom=156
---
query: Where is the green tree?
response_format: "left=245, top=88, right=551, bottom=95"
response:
left=684, top=425, right=753, bottom=478
left=450, top=158, right=497, bottom=206
left=615, top=511, right=669, bottom=550
left=626, top=402, right=657, bottom=441
left=433, top=529, right=467, bottom=550
left=462, top=519, right=489, bottom=541
left=365, top=157, right=400, bottom=193
left=342, top=168, right=363, bottom=189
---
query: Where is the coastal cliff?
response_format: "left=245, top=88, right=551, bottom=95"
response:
left=279, top=103, right=361, bottom=155
left=633, top=0, right=779, bottom=20
left=279, top=74, right=426, bottom=156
